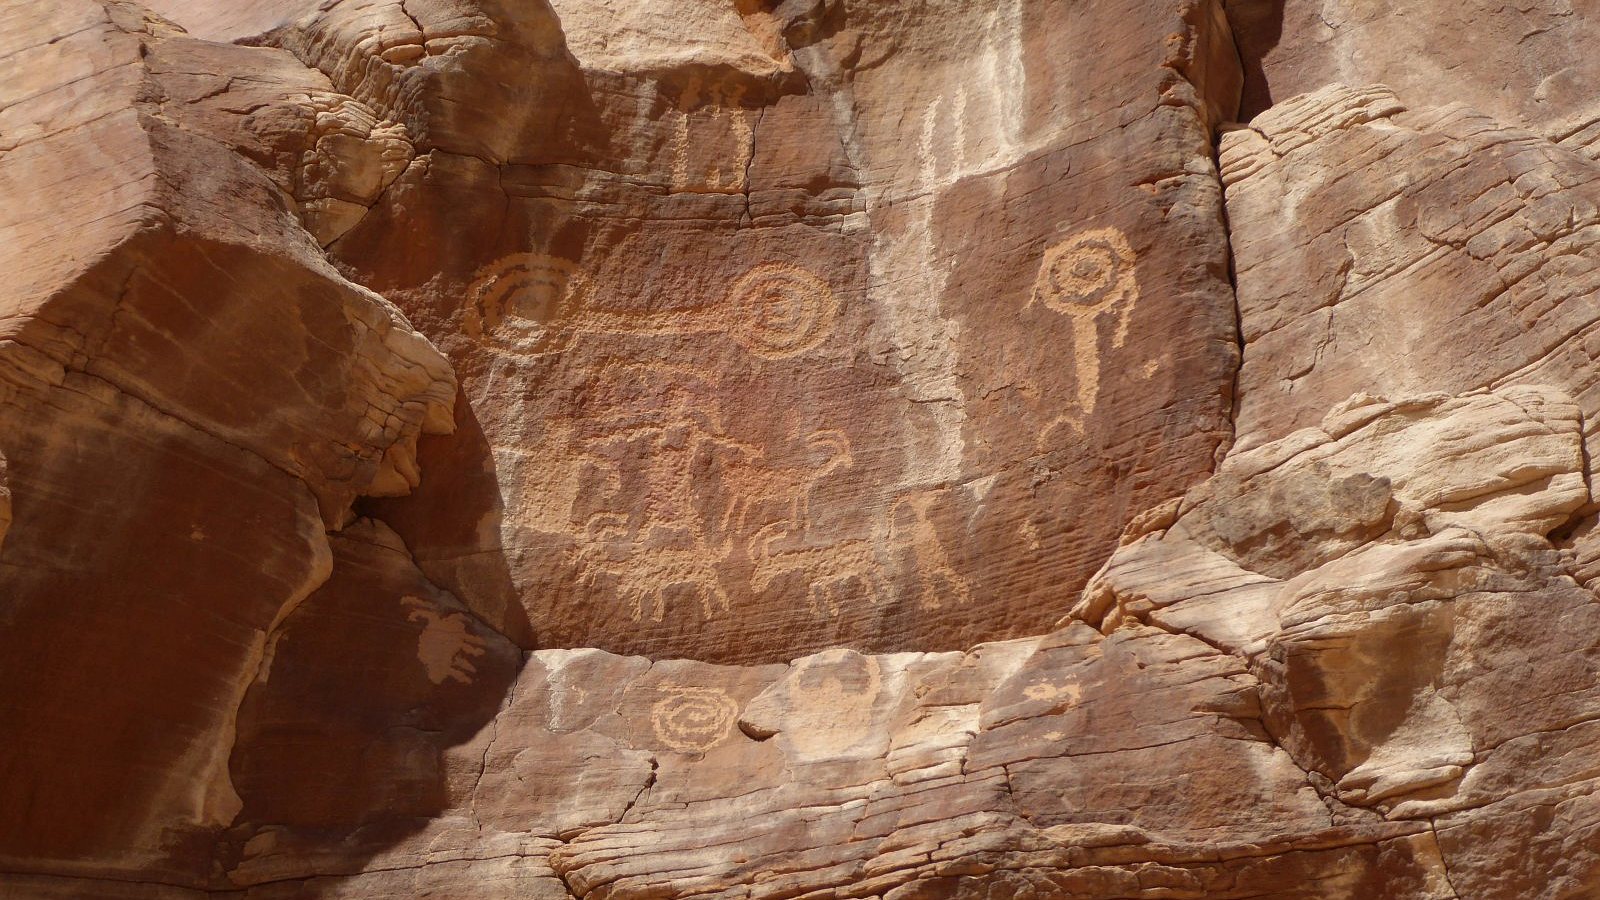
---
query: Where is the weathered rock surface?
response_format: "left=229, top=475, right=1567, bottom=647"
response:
left=0, top=0, right=454, bottom=883
left=16, top=1, right=1600, bottom=899
left=130, top=0, right=1247, bottom=662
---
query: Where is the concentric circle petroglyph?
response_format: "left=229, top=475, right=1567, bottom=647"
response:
left=650, top=686, right=740, bottom=753
left=726, top=263, right=840, bottom=358
left=1033, top=227, right=1138, bottom=317
left=461, top=253, right=576, bottom=351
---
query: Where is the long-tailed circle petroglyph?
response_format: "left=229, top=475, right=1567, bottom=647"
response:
left=1032, top=227, right=1141, bottom=419
left=461, top=256, right=840, bottom=360
left=1033, top=227, right=1138, bottom=319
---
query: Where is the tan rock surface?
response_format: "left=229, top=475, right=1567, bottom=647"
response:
left=17, top=1, right=1600, bottom=899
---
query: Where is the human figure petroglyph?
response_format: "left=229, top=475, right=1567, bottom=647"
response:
left=717, top=429, right=853, bottom=535
left=400, top=596, right=490, bottom=686
left=748, top=521, right=886, bottom=616
left=1031, top=227, right=1140, bottom=419
left=890, top=493, right=972, bottom=611
left=662, top=75, right=756, bottom=192
left=577, top=514, right=733, bottom=623
left=651, top=685, right=740, bottom=754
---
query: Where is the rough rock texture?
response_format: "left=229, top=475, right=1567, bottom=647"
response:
left=138, top=0, right=1244, bottom=661
left=14, top=1, right=1600, bottom=899
left=1224, top=0, right=1600, bottom=131
left=0, top=0, right=454, bottom=882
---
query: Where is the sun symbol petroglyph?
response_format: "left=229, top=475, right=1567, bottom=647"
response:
left=401, top=596, right=490, bottom=686
left=1032, top=227, right=1140, bottom=419
left=461, top=253, right=577, bottom=353
left=726, top=263, right=842, bottom=359
left=651, top=685, right=741, bottom=754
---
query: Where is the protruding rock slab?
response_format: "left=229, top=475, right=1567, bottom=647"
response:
left=0, top=0, right=455, bottom=879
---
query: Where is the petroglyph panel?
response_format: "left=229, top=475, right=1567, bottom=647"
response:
left=651, top=685, right=740, bottom=754
left=748, top=522, right=887, bottom=617
left=577, top=515, right=734, bottom=623
left=462, top=248, right=839, bottom=363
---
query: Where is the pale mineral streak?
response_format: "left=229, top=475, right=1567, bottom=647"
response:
left=8, top=1, right=1600, bottom=898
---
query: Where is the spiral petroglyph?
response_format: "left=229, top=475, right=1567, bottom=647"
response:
left=726, top=263, right=841, bottom=359
left=650, top=685, right=741, bottom=754
left=461, top=253, right=577, bottom=352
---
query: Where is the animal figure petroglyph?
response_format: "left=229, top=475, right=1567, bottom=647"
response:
left=400, top=596, right=490, bottom=685
left=890, top=494, right=972, bottom=611
left=1031, top=227, right=1140, bottom=420
left=718, top=429, right=853, bottom=535
left=578, top=514, right=732, bottom=623
left=748, top=521, right=886, bottom=616
left=586, top=416, right=750, bottom=543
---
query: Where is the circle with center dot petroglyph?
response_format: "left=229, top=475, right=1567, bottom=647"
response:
left=726, top=263, right=840, bottom=359
left=1034, top=227, right=1138, bottom=317
left=461, top=253, right=576, bottom=351
left=651, top=686, right=740, bottom=753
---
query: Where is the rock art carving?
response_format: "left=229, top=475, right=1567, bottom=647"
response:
left=724, top=263, right=841, bottom=359
left=460, top=253, right=577, bottom=353
left=651, top=685, right=740, bottom=754
left=462, top=257, right=839, bottom=361
left=717, top=429, right=853, bottom=534
left=1032, top=227, right=1140, bottom=419
left=577, top=514, right=733, bottom=623
left=664, top=77, right=756, bottom=191
left=748, top=521, right=887, bottom=616
left=782, top=651, right=885, bottom=759
left=890, top=493, right=972, bottom=610
left=400, top=596, right=490, bottom=685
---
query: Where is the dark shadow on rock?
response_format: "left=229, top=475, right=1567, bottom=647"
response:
left=1226, top=0, right=1285, bottom=119
left=216, top=515, right=523, bottom=889
left=360, top=387, right=536, bottom=649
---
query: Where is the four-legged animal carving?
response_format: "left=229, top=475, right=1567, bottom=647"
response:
left=748, top=521, right=885, bottom=616
left=578, top=515, right=733, bottom=623
left=718, top=430, right=854, bottom=535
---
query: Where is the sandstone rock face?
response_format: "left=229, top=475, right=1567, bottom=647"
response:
left=137, top=0, right=1245, bottom=661
left=1225, top=0, right=1600, bottom=131
left=15, top=1, right=1600, bottom=899
left=0, top=0, right=454, bottom=881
